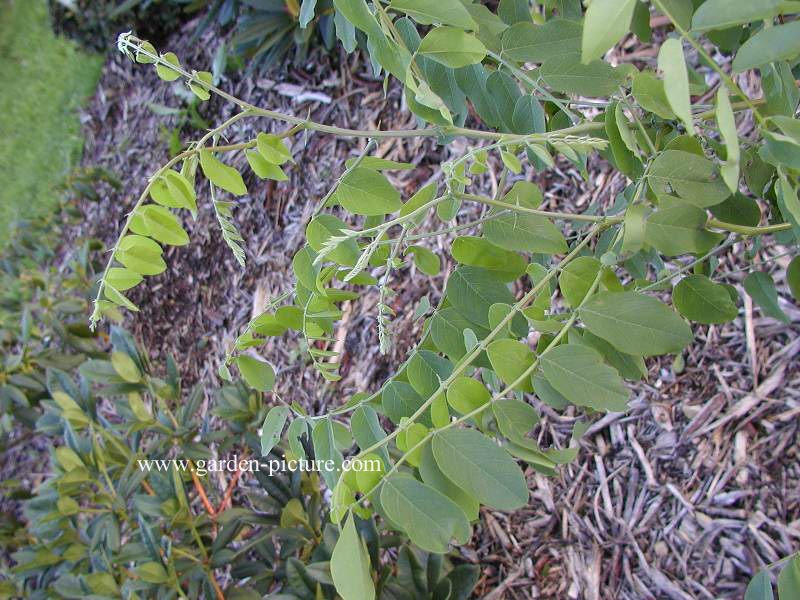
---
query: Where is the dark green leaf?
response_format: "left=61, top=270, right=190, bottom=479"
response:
left=260, top=406, right=289, bottom=457
left=432, top=428, right=529, bottom=510
left=237, top=356, right=276, bottom=392
left=330, top=513, right=375, bottom=600
left=743, top=272, right=790, bottom=323
left=672, top=274, right=738, bottom=324
left=380, top=474, right=471, bottom=553
left=540, top=344, right=629, bottom=412
left=579, top=291, right=693, bottom=356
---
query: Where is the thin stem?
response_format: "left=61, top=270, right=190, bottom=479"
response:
left=118, top=35, right=605, bottom=143
left=457, top=192, right=622, bottom=223
left=707, top=218, right=792, bottom=236
left=639, top=237, right=738, bottom=292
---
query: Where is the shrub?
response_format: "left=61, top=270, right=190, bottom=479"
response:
left=68, top=0, right=800, bottom=597
left=3, top=326, right=478, bottom=598
left=0, top=209, right=104, bottom=437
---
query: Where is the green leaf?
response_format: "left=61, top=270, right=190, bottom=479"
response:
left=135, top=41, right=157, bottom=64
left=446, top=377, right=490, bottom=415
left=710, top=192, right=762, bottom=227
left=655, top=0, right=695, bottom=30
left=246, top=150, right=288, bottom=181
left=692, top=0, right=790, bottom=31
left=399, top=182, right=437, bottom=223
left=155, top=52, right=182, bottom=82
left=492, top=398, right=539, bottom=441
left=787, top=256, right=800, bottom=302
left=418, top=27, right=487, bottom=68
left=380, top=474, right=471, bottom=553
left=451, top=236, right=526, bottom=281
left=252, top=312, right=289, bottom=337
left=189, top=71, right=212, bottom=101
left=141, top=205, right=189, bottom=246
left=647, top=150, right=730, bottom=208
left=333, top=0, right=381, bottom=36
left=743, top=272, right=790, bottom=323
left=299, top=0, right=317, bottom=27
left=382, top=381, right=430, bottom=426
left=559, top=256, right=601, bottom=308
left=406, top=245, right=441, bottom=276
left=500, top=19, right=582, bottom=63
left=111, top=351, right=141, bottom=383
left=389, top=0, right=477, bottom=29
left=581, top=0, right=637, bottom=63
left=330, top=513, right=375, bottom=600
left=408, top=350, right=453, bottom=399
left=260, top=406, right=289, bottom=457
left=512, top=94, right=546, bottom=134
left=432, top=428, right=529, bottom=510
left=776, top=174, right=800, bottom=239
left=136, top=562, right=169, bottom=584
left=540, top=344, right=628, bottom=412
left=733, top=21, right=800, bottom=72
left=106, top=267, right=143, bottom=291
left=673, top=274, right=738, bottom=324
left=336, top=168, right=402, bottom=216
left=104, top=285, right=139, bottom=312
left=419, top=443, right=480, bottom=521
left=540, top=56, right=626, bottom=97
left=744, top=570, right=774, bottom=600
left=777, top=555, right=800, bottom=600
left=621, top=203, right=649, bottom=255
left=487, top=339, right=535, bottom=392
left=312, top=418, right=344, bottom=488
left=645, top=205, right=723, bottom=256
left=632, top=70, right=675, bottom=120
left=445, top=266, right=517, bottom=329
left=484, top=210, right=567, bottom=254
left=307, top=215, right=359, bottom=266
left=150, top=170, right=196, bottom=211
left=430, top=307, right=489, bottom=361
left=256, top=132, right=293, bottom=165
left=199, top=149, right=247, bottom=196
left=605, top=101, right=642, bottom=179
left=716, top=88, right=740, bottom=193
left=498, top=0, right=530, bottom=24
left=351, top=406, right=390, bottom=465
left=116, top=235, right=166, bottom=276
left=292, top=246, right=321, bottom=291
left=579, top=291, right=693, bottom=356
left=658, top=38, right=695, bottom=135
left=500, top=150, right=522, bottom=173
left=572, top=329, right=647, bottom=381
left=237, top=356, right=276, bottom=392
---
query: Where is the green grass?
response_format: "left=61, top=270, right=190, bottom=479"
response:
left=0, top=0, right=102, bottom=247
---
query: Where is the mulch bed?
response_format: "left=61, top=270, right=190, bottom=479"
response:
left=57, top=16, right=800, bottom=600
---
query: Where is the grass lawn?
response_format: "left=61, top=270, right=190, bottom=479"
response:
left=0, top=0, right=102, bottom=246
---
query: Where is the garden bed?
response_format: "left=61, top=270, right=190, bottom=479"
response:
left=47, top=15, right=800, bottom=600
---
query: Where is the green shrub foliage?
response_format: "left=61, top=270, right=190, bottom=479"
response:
left=4, top=326, right=477, bottom=599
left=84, top=1, right=800, bottom=597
